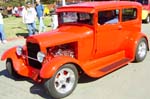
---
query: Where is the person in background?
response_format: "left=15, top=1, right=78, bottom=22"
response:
left=50, top=2, right=58, bottom=30
left=0, top=11, right=7, bottom=44
left=35, top=0, right=45, bottom=33
left=12, top=6, right=18, bottom=16
left=104, top=11, right=118, bottom=24
left=22, top=1, right=37, bottom=36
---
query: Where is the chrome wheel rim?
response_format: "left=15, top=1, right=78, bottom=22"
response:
left=138, top=41, right=147, bottom=58
left=54, top=68, right=75, bottom=94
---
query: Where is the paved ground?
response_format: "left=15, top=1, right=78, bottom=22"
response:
left=0, top=23, right=150, bottom=99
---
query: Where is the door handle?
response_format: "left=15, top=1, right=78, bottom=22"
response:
left=118, top=25, right=122, bottom=30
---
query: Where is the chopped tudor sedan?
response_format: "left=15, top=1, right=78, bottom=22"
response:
left=1, top=1, right=149, bottom=99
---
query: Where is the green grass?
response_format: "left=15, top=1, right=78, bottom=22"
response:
left=4, top=16, right=51, bottom=39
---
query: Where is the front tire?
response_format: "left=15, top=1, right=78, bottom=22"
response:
left=6, top=59, right=20, bottom=78
left=134, top=38, right=148, bottom=62
left=44, top=64, right=78, bottom=99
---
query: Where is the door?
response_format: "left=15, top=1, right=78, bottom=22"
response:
left=95, top=9, right=124, bottom=58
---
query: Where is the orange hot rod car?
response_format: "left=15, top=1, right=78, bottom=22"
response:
left=1, top=1, right=149, bottom=99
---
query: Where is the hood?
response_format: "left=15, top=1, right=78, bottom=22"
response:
left=27, top=25, right=93, bottom=47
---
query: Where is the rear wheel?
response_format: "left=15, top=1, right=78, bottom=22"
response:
left=44, top=64, right=78, bottom=99
left=6, top=59, right=20, bottom=78
left=134, top=38, right=148, bottom=62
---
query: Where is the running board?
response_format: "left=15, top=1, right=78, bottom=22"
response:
left=100, top=58, right=130, bottom=72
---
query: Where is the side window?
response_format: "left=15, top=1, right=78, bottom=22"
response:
left=122, top=8, right=137, bottom=22
left=98, top=9, right=119, bottom=25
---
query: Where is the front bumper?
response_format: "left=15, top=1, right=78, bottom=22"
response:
left=11, top=56, right=41, bottom=82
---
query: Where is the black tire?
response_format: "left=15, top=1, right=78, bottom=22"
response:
left=134, top=38, right=148, bottom=62
left=6, top=59, right=20, bottom=78
left=145, top=15, right=150, bottom=23
left=44, top=64, right=78, bottom=99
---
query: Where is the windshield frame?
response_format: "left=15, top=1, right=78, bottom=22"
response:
left=57, top=11, right=94, bottom=26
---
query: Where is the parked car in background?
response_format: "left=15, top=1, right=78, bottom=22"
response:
left=1, top=1, right=149, bottom=99
left=137, top=0, right=150, bottom=23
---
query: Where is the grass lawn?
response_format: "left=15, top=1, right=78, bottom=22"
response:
left=4, top=16, right=52, bottom=39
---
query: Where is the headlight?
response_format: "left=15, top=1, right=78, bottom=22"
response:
left=16, top=46, right=23, bottom=56
left=37, top=52, right=45, bottom=63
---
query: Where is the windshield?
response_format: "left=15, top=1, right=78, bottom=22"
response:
left=137, top=0, right=148, bottom=5
left=58, top=12, right=93, bottom=25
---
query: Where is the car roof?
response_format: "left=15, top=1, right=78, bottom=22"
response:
left=57, top=1, right=142, bottom=13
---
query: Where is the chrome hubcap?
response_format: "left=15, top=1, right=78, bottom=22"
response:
left=54, top=68, right=75, bottom=94
left=138, top=41, right=147, bottom=58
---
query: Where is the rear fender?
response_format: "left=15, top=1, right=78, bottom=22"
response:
left=126, top=33, right=149, bottom=60
left=40, top=56, right=81, bottom=79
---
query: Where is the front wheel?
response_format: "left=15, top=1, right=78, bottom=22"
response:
left=134, top=38, right=148, bottom=62
left=44, top=64, right=78, bottom=99
left=6, top=59, right=20, bottom=78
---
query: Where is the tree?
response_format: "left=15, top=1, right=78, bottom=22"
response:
left=1, top=0, right=56, bottom=7
left=49, top=0, right=55, bottom=4
left=41, top=0, right=55, bottom=4
left=2, top=0, right=25, bottom=7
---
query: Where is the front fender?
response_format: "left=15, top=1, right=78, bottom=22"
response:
left=1, top=46, right=30, bottom=76
left=1, top=46, right=17, bottom=61
left=40, top=56, right=81, bottom=79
